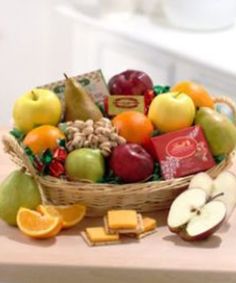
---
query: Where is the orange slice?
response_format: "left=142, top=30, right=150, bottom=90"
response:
left=17, top=207, right=62, bottom=239
left=37, top=204, right=86, bottom=229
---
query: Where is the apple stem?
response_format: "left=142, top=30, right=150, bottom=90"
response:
left=20, top=167, right=26, bottom=173
left=173, top=92, right=183, bottom=99
left=208, top=192, right=224, bottom=203
left=31, top=91, right=38, bottom=101
left=63, top=73, right=69, bottom=80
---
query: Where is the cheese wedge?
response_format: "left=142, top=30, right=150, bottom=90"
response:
left=85, top=227, right=120, bottom=243
left=127, top=217, right=157, bottom=239
left=107, top=210, right=138, bottom=229
left=142, top=217, right=157, bottom=232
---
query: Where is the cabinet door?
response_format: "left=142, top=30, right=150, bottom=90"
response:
left=91, top=31, right=175, bottom=85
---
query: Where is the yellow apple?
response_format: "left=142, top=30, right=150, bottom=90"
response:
left=148, top=92, right=195, bottom=132
left=13, top=88, right=62, bottom=133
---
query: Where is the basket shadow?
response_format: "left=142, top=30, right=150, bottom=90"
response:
left=6, top=231, right=57, bottom=247
left=163, top=234, right=222, bottom=249
left=0, top=220, right=56, bottom=247
left=7, top=235, right=57, bottom=247
left=58, top=216, right=104, bottom=236
left=218, top=221, right=231, bottom=233
left=142, top=209, right=169, bottom=227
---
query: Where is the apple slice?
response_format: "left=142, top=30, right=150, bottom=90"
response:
left=212, top=171, right=236, bottom=218
left=167, top=188, right=207, bottom=233
left=179, top=201, right=226, bottom=241
left=168, top=188, right=227, bottom=241
left=189, top=172, right=213, bottom=196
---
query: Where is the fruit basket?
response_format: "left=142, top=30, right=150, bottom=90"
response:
left=2, top=71, right=236, bottom=217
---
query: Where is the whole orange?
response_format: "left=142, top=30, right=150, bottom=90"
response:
left=171, top=81, right=214, bottom=108
left=23, top=125, right=65, bottom=154
left=112, top=111, right=154, bottom=144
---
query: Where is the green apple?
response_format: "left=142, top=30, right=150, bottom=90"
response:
left=13, top=88, right=62, bottom=133
left=195, top=107, right=236, bottom=155
left=0, top=170, right=42, bottom=226
left=148, top=92, right=195, bottom=132
left=65, top=148, right=105, bottom=182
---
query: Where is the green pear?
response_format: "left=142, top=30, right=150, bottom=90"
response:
left=65, top=148, right=105, bottom=182
left=0, top=170, right=42, bottom=226
left=64, top=74, right=103, bottom=122
left=195, top=107, right=236, bottom=155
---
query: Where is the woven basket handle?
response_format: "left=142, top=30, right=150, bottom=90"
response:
left=2, top=133, right=38, bottom=179
left=213, top=96, right=236, bottom=119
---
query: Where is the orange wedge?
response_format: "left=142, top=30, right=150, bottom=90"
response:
left=17, top=207, right=62, bottom=239
left=37, top=204, right=86, bottom=229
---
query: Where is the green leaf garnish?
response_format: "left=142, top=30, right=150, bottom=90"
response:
left=10, top=128, right=25, bottom=142
left=153, top=85, right=170, bottom=95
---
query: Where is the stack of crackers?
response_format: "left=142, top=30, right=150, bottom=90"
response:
left=81, top=210, right=157, bottom=247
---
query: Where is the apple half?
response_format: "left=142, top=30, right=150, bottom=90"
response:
left=168, top=188, right=227, bottom=241
left=189, top=171, right=236, bottom=219
left=189, top=172, right=213, bottom=196
left=212, top=171, right=236, bottom=219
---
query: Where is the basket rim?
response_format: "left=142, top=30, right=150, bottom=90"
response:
left=37, top=152, right=233, bottom=186
left=2, top=132, right=234, bottom=186
left=39, top=153, right=229, bottom=182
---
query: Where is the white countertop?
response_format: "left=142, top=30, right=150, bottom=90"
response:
left=1, top=127, right=236, bottom=283
left=57, top=2, right=236, bottom=77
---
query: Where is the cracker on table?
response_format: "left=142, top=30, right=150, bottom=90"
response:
left=81, top=232, right=121, bottom=247
left=125, top=217, right=157, bottom=239
left=104, top=213, right=144, bottom=234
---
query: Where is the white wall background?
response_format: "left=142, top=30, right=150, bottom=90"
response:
left=1, top=0, right=236, bottom=126
left=0, top=0, right=82, bottom=126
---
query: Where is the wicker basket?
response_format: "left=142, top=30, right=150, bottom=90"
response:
left=2, top=96, right=236, bottom=217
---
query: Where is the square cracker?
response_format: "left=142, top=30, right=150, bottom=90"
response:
left=81, top=227, right=121, bottom=247
left=107, top=210, right=138, bottom=229
left=132, top=228, right=158, bottom=239
left=126, top=217, right=157, bottom=239
left=104, top=213, right=144, bottom=234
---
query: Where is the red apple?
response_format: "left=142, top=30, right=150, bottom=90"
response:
left=110, top=143, right=154, bottom=183
left=108, top=70, right=153, bottom=96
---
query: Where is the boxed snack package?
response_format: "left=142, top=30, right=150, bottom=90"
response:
left=147, top=126, right=216, bottom=179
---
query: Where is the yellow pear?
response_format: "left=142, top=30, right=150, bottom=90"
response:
left=195, top=107, right=236, bottom=155
left=64, top=74, right=103, bottom=122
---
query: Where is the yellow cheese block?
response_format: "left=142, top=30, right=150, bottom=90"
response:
left=86, top=227, right=119, bottom=243
left=107, top=210, right=138, bottom=229
left=142, top=217, right=157, bottom=232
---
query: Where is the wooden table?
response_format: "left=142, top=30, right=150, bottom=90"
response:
left=1, top=128, right=236, bottom=283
